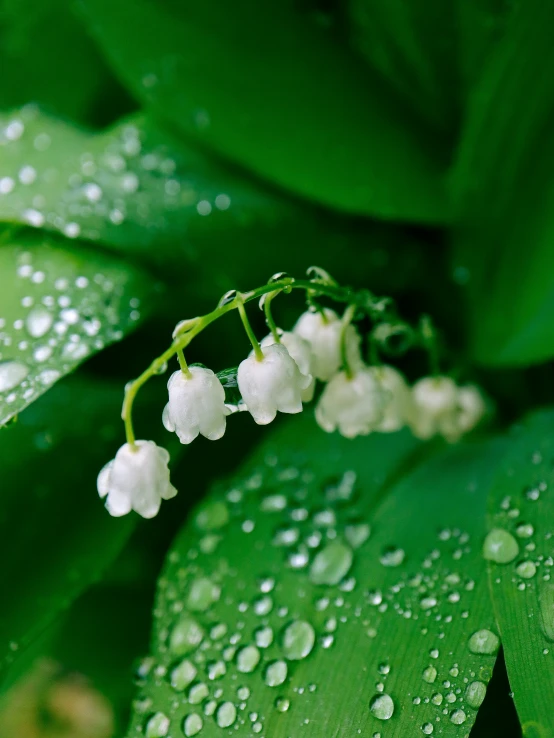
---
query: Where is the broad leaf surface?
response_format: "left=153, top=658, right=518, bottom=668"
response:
left=0, top=233, right=156, bottom=425
left=80, top=0, right=449, bottom=221
left=128, top=416, right=508, bottom=737
left=451, top=0, right=554, bottom=366
left=486, top=410, right=554, bottom=736
left=0, top=375, right=178, bottom=686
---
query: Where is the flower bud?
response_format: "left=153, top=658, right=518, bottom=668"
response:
left=163, top=367, right=229, bottom=444
left=409, top=376, right=459, bottom=440
left=238, top=343, right=312, bottom=425
left=315, top=367, right=386, bottom=438
left=97, top=441, right=177, bottom=518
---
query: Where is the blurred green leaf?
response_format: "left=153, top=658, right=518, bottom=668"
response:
left=127, top=413, right=510, bottom=737
left=0, top=375, right=180, bottom=688
left=451, top=0, right=554, bottom=366
left=0, top=107, right=432, bottom=297
left=80, top=0, right=449, bottom=222
left=0, top=0, right=129, bottom=125
left=486, top=409, right=554, bottom=736
left=0, top=233, right=157, bottom=425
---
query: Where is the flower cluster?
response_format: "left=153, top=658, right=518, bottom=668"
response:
left=97, top=273, right=487, bottom=518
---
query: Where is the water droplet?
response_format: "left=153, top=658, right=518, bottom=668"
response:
left=169, top=616, right=205, bottom=655
left=422, top=666, right=437, bottom=684
left=465, top=681, right=487, bottom=709
left=421, top=723, right=434, bottom=735
left=431, top=693, right=443, bottom=706
left=483, top=528, right=519, bottom=564
left=216, top=702, right=236, bottom=728
left=186, top=577, right=220, bottom=611
left=255, top=626, right=274, bottom=648
left=236, top=645, right=261, bottom=673
left=369, top=694, right=394, bottom=720
left=516, top=523, right=535, bottom=539
left=207, top=660, right=226, bottom=680
left=275, top=697, right=290, bottom=712
left=450, top=709, right=466, bottom=725
left=182, top=714, right=203, bottom=737
left=188, top=682, right=209, bottom=704
left=145, top=712, right=170, bottom=737
left=25, top=307, right=53, bottom=338
left=171, top=659, right=197, bottom=691
left=516, top=561, right=537, bottom=579
left=0, top=360, right=29, bottom=392
left=264, top=660, right=288, bottom=686
left=379, top=546, right=405, bottom=567
left=539, top=583, right=554, bottom=641
left=282, top=620, right=315, bottom=660
left=195, top=501, right=229, bottom=530
left=345, top=522, right=371, bottom=548
left=420, top=596, right=438, bottom=610
left=468, top=629, right=499, bottom=655
left=309, top=540, right=353, bottom=585
left=218, top=290, right=237, bottom=307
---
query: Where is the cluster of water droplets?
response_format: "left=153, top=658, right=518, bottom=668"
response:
left=484, top=442, right=554, bottom=655
left=0, top=106, right=241, bottom=249
left=128, top=449, right=502, bottom=737
left=0, top=246, right=142, bottom=424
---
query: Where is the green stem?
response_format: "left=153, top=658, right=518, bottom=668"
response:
left=263, top=290, right=281, bottom=342
left=177, top=348, right=193, bottom=378
left=237, top=295, right=264, bottom=361
left=420, top=315, right=440, bottom=376
left=341, top=304, right=357, bottom=380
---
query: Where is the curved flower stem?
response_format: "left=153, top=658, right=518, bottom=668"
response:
left=121, top=277, right=394, bottom=446
left=263, top=290, right=281, bottom=342
left=177, top=348, right=193, bottom=378
left=340, top=304, right=357, bottom=380
left=237, top=294, right=264, bottom=361
left=420, top=314, right=441, bottom=376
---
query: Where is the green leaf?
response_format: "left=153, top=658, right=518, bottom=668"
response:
left=451, top=0, right=554, bottom=366
left=80, top=0, right=449, bottom=222
left=0, top=233, right=156, bottom=425
left=486, top=409, right=554, bottom=736
left=127, top=415, right=509, bottom=737
left=0, top=0, right=126, bottom=124
left=0, top=374, right=175, bottom=687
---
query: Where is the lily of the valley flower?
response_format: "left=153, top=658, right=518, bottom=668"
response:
left=293, top=308, right=361, bottom=381
left=370, top=365, right=415, bottom=432
left=456, top=384, right=487, bottom=435
left=238, top=343, right=312, bottom=425
left=315, top=367, right=386, bottom=438
left=97, top=441, right=177, bottom=518
left=162, top=366, right=229, bottom=444
left=409, top=376, right=460, bottom=440
left=261, top=331, right=315, bottom=402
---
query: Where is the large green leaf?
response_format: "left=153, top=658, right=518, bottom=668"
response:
left=80, top=0, right=449, bottom=222
left=0, top=375, right=178, bottom=687
left=486, top=409, right=554, bottom=736
left=451, top=0, right=554, bottom=366
left=0, top=233, right=156, bottom=425
left=0, top=0, right=126, bottom=124
left=127, top=414, right=509, bottom=737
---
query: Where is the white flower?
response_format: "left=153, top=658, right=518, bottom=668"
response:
left=293, top=308, right=361, bottom=381
left=370, top=365, right=415, bottom=432
left=315, top=367, right=386, bottom=438
left=162, top=366, right=229, bottom=444
left=456, top=384, right=487, bottom=434
left=261, top=331, right=315, bottom=401
left=409, top=376, right=459, bottom=440
left=97, top=441, right=177, bottom=518
left=237, top=343, right=312, bottom=425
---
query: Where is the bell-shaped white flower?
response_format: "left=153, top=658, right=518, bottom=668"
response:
left=261, top=331, right=315, bottom=402
left=370, top=365, right=415, bottom=432
left=162, top=366, right=229, bottom=444
left=315, top=367, right=386, bottom=438
left=456, top=384, right=487, bottom=434
left=238, top=343, right=312, bottom=425
left=97, top=441, right=177, bottom=518
left=293, top=308, right=361, bottom=381
left=409, top=376, right=459, bottom=440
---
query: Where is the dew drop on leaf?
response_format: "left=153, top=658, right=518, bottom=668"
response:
left=169, top=616, right=205, bottom=656
left=264, top=659, right=288, bottom=687
left=282, top=620, right=315, bottom=660
left=465, top=680, right=487, bottom=709
left=216, top=701, right=237, bottom=728
left=422, top=665, right=437, bottom=684
left=236, top=645, right=261, bottom=673
left=482, top=528, right=519, bottom=563
left=539, top=583, right=554, bottom=641
left=309, top=539, right=353, bottom=585
left=467, top=629, right=500, bottom=655
left=170, top=659, right=197, bottom=691
left=516, top=561, right=537, bottom=579
left=369, top=693, right=394, bottom=720
left=0, top=360, right=29, bottom=392
left=182, top=713, right=203, bottom=737
left=145, top=712, right=170, bottom=738
left=450, top=708, right=467, bottom=724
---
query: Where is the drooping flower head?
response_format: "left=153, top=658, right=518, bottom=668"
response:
left=162, top=366, right=229, bottom=444
left=261, top=331, right=315, bottom=402
left=409, top=376, right=460, bottom=440
left=293, top=308, right=361, bottom=381
left=316, top=367, right=386, bottom=438
left=238, top=343, right=312, bottom=425
left=369, top=365, right=415, bottom=433
left=97, top=441, right=177, bottom=518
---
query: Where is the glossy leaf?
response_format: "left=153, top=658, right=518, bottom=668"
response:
left=127, top=414, right=508, bottom=737
left=486, top=410, right=554, bottom=736
left=0, top=375, right=179, bottom=686
left=80, top=0, right=449, bottom=221
left=0, top=233, right=156, bottom=425
left=451, top=0, right=554, bottom=366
